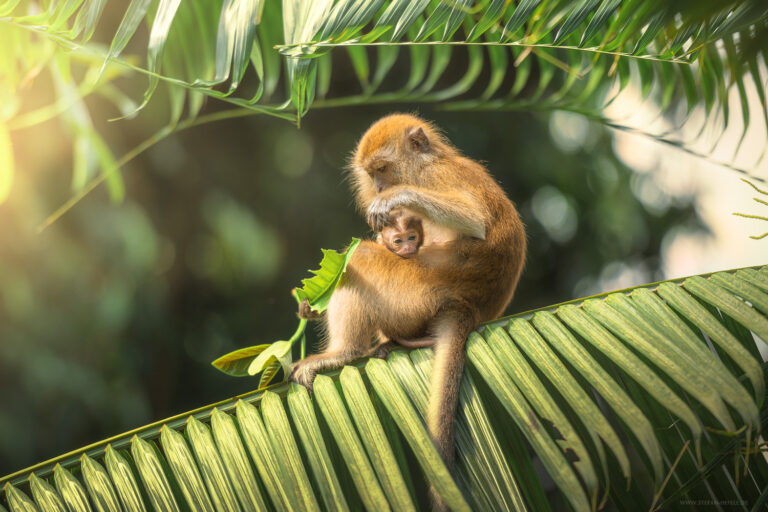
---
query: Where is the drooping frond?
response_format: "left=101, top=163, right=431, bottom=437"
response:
left=2, top=0, right=768, bottom=212
left=2, top=264, right=766, bottom=510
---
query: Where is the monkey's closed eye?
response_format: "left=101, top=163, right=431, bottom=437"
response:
left=376, top=164, right=387, bottom=173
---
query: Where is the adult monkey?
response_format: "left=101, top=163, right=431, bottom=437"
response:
left=292, top=113, right=526, bottom=497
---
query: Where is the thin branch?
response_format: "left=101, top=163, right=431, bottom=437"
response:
left=275, top=40, right=694, bottom=64
left=604, top=122, right=767, bottom=183
left=741, top=178, right=768, bottom=195
left=650, top=441, right=690, bottom=512
left=1, top=18, right=292, bottom=116
left=37, top=107, right=283, bottom=232
left=733, top=213, right=768, bottom=222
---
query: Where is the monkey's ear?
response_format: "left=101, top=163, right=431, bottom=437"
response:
left=407, top=127, right=430, bottom=152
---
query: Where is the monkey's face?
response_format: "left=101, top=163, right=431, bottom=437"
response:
left=382, top=215, right=423, bottom=258
left=384, top=227, right=421, bottom=258
left=349, top=114, right=441, bottom=208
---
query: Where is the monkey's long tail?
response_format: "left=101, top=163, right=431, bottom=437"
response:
left=426, top=300, right=477, bottom=511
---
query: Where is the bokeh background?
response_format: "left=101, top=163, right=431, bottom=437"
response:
left=2, top=16, right=767, bottom=475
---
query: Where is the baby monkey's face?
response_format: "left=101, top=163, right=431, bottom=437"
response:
left=381, top=216, right=423, bottom=258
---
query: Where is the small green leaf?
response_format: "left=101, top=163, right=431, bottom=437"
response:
left=236, top=399, right=293, bottom=512
left=467, top=0, right=509, bottom=42
left=4, top=483, right=36, bottom=512
left=53, top=464, right=91, bottom=512
left=260, top=391, right=321, bottom=511
left=212, top=344, right=270, bottom=376
left=104, top=445, right=146, bottom=512
left=554, top=0, right=601, bottom=45
left=102, top=0, right=154, bottom=72
left=294, top=237, right=361, bottom=313
left=500, top=0, right=543, bottom=42
left=210, top=408, right=268, bottom=511
left=339, top=366, right=416, bottom=512
left=346, top=45, right=370, bottom=88
left=185, top=418, right=239, bottom=511
left=258, top=360, right=283, bottom=389
left=390, top=0, right=430, bottom=41
left=285, top=385, right=350, bottom=512
left=313, top=374, right=391, bottom=512
left=247, top=340, right=292, bottom=376
left=159, top=425, right=215, bottom=512
left=580, top=0, right=620, bottom=46
left=81, top=454, right=122, bottom=512
left=132, top=0, right=182, bottom=114
left=130, top=436, right=180, bottom=512
left=28, top=473, right=66, bottom=512
left=214, top=238, right=357, bottom=379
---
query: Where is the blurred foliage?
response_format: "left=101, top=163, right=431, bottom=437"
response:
left=0, top=97, right=702, bottom=474
left=1, top=0, right=767, bottom=217
left=2, top=0, right=731, bottom=479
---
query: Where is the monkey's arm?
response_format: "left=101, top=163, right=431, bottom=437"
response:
left=367, top=186, right=486, bottom=239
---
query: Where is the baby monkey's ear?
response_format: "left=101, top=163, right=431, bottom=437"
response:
left=407, top=127, right=430, bottom=153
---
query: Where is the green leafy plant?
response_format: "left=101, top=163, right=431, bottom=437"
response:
left=734, top=179, right=768, bottom=240
left=211, top=237, right=361, bottom=387
left=3, top=2, right=768, bottom=510
left=2, top=265, right=766, bottom=511
left=2, top=0, right=767, bottom=225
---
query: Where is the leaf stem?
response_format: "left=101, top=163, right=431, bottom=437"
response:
left=276, top=40, right=693, bottom=64
left=289, top=318, right=308, bottom=346
left=36, top=107, right=289, bottom=232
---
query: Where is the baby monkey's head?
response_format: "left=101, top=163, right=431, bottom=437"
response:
left=378, top=215, right=423, bottom=258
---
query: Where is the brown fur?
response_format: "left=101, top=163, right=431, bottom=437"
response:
left=291, top=113, right=526, bottom=508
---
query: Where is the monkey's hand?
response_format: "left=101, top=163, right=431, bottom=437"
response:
left=366, top=195, right=394, bottom=232
left=367, top=190, right=417, bottom=231
left=298, top=299, right=322, bottom=320
left=290, top=361, right=316, bottom=392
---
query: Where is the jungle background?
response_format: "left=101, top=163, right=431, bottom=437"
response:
left=1, top=2, right=766, bottom=477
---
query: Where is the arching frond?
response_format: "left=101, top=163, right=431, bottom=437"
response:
left=2, top=264, right=766, bottom=511
left=2, top=1, right=768, bottom=211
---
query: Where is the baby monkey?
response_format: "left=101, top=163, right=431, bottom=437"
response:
left=376, top=212, right=424, bottom=258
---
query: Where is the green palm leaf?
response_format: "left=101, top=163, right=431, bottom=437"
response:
left=3, top=0, right=768, bottom=212
left=2, top=264, right=766, bottom=510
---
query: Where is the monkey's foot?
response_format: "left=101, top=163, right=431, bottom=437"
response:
left=298, top=299, right=321, bottom=320
left=289, top=362, right=316, bottom=392
left=371, top=341, right=399, bottom=359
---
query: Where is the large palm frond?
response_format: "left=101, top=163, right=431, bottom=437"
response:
left=2, top=0, right=768, bottom=214
left=2, top=264, right=767, bottom=511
